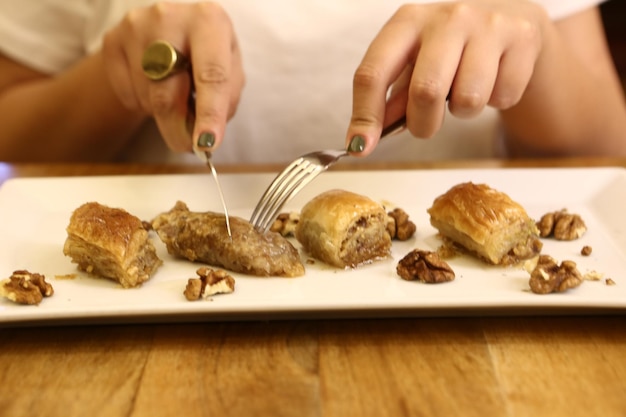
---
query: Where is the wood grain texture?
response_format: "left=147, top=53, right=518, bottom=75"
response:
left=1, top=317, right=624, bottom=417
left=0, top=159, right=625, bottom=417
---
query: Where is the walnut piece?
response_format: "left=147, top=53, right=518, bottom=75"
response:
left=184, top=267, right=235, bottom=301
left=269, top=212, right=300, bottom=237
left=581, top=245, right=592, bottom=256
left=0, top=270, right=54, bottom=305
left=536, top=209, right=587, bottom=240
left=386, top=208, right=416, bottom=241
left=396, top=249, right=455, bottom=283
left=528, top=255, right=583, bottom=294
left=583, top=270, right=604, bottom=281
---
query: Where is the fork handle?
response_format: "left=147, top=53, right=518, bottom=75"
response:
left=380, top=115, right=407, bottom=139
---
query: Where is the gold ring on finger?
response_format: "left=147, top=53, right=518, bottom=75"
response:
left=141, top=40, right=190, bottom=81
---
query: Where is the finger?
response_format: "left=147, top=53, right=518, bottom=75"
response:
left=346, top=10, right=422, bottom=156
left=149, top=69, right=194, bottom=152
left=447, top=36, right=500, bottom=119
left=226, top=36, right=245, bottom=119
left=489, top=45, right=536, bottom=109
left=385, top=64, right=412, bottom=122
left=102, top=31, right=142, bottom=111
left=188, top=4, right=236, bottom=152
left=405, top=27, right=464, bottom=138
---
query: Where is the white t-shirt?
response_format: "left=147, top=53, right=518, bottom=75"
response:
left=0, top=0, right=604, bottom=164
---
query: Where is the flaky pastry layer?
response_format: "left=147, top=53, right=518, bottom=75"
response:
left=428, top=182, right=542, bottom=265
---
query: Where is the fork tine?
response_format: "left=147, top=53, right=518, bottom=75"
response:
left=251, top=158, right=321, bottom=232
left=250, top=157, right=304, bottom=225
left=255, top=163, right=323, bottom=233
left=251, top=158, right=315, bottom=228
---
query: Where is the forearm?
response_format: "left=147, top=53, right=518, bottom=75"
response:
left=0, top=52, right=147, bottom=162
left=501, top=7, right=626, bottom=157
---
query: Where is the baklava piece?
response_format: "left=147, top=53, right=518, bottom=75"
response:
left=295, top=189, right=391, bottom=268
left=427, top=182, right=542, bottom=265
left=151, top=201, right=304, bottom=277
left=63, top=202, right=162, bottom=288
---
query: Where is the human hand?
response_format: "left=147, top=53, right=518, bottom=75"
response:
left=345, top=0, right=550, bottom=156
left=102, top=1, right=244, bottom=154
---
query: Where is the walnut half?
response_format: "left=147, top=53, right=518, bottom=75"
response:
left=184, top=267, right=235, bottom=301
left=528, top=255, right=583, bottom=294
left=536, top=209, right=586, bottom=240
left=396, top=249, right=455, bottom=283
left=0, top=270, right=54, bottom=305
left=386, top=208, right=417, bottom=241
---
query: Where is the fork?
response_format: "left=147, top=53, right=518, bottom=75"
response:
left=250, top=115, right=407, bottom=233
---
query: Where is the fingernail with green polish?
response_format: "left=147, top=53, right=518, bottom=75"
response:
left=347, top=135, right=366, bottom=153
left=197, top=132, right=215, bottom=148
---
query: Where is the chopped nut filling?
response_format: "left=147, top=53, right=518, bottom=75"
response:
left=270, top=212, right=300, bottom=237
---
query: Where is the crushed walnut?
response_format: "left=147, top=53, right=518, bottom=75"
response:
left=536, top=209, right=587, bottom=240
left=386, top=208, right=416, bottom=241
left=528, top=255, right=583, bottom=294
left=184, top=267, right=235, bottom=301
left=580, top=246, right=592, bottom=256
left=270, top=212, right=300, bottom=237
left=0, top=270, right=54, bottom=305
left=583, top=270, right=604, bottom=281
left=606, top=278, right=616, bottom=286
left=396, top=249, right=455, bottom=283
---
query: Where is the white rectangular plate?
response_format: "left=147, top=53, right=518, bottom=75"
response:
left=1, top=167, right=625, bottom=325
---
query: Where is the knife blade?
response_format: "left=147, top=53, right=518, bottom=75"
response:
left=195, top=148, right=233, bottom=240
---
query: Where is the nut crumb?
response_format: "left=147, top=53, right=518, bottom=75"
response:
left=536, top=209, right=586, bottom=240
left=396, top=249, right=455, bottom=283
left=0, top=270, right=54, bottom=305
left=55, top=274, right=77, bottom=280
left=583, top=270, right=604, bottom=281
left=528, top=255, right=583, bottom=294
left=386, top=208, right=416, bottom=241
left=580, top=246, right=592, bottom=256
left=606, top=278, right=616, bottom=286
left=184, top=267, right=235, bottom=301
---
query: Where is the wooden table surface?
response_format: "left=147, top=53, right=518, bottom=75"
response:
left=1, top=158, right=625, bottom=417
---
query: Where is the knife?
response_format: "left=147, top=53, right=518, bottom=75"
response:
left=142, top=40, right=233, bottom=239
left=193, top=147, right=233, bottom=240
